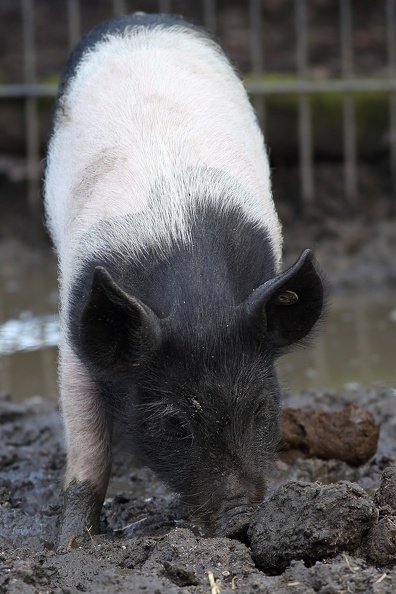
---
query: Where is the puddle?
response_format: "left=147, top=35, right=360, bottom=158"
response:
left=279, top=294, right=396, bottom=392
left=0, top=313, right=59, bottom=354
left=1, top=254, right=395, bottom=400
left=0, top=250, right=59, bottom=401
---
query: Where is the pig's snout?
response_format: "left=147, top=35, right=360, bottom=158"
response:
left=217, top=504, right=253, bottom=541
left=191, top=470, right=265, bottom=541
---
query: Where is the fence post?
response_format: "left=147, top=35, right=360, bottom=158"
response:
left=158, top=0, right=171, bottom=12
left=296, top=0, right=314, bottom=212
left=387, top=0, right=396, bottom=215
left=204, top=0, right=216, bottom=34
left=22, top=0, right=41, bottom=214
left=68, top=0, right=81, bottom=50
left=340, top=0, right=358, bottom=206
left=249, top=0, right=265, bottom=129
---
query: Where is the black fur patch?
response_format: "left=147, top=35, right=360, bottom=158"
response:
left=65, top=203, right=324, bottom=532
left=68, top=202, right=276, bottom=359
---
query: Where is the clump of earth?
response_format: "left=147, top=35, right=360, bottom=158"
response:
left=1, top=385, right=395, bottom=593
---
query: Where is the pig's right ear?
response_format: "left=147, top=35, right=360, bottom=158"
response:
left=78, top=266, right=161, bottom=372
left=243, top=249, right=324, bottom=351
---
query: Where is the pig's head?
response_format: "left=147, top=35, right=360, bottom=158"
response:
left=75, top=249, right=324, bottom=537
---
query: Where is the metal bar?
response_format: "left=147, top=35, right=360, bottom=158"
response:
left=112, top=0, right=126, bottom=16
left=67, top=0, right=81, bottom=51
left=245, top=77, right=396, bottom=94
left=0, top=288, right=12, bottom=398
left=41, top=346, right=58, bottom=400
left=22, top=0, right=40, bottom=213
left=340, top=0, right=357, bottom=205
left=354, top=298, right=372, bottom=385
left=311, top=332, right=329, bottom=388
left=249, top=0, right=265, bottom=127
left=296, top=0, right=314, bottom=209
left=387, top=0, right=396, bottom=214
left=158, top=0, right=171, bottom=12
left=0, top=84, right=58, bottom=97
left=249, top=0, right=263, bottom=73
left=204, top=0, right=216, bottom=34
left=4, top=77, right=396, bottom=99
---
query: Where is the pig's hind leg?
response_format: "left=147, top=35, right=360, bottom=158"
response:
left=57, top=343, right=112, bottom=548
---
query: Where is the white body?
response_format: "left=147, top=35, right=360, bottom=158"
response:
left=45, top=25, right=282, bottom=280
left=44, top=21, right=282, bottom=495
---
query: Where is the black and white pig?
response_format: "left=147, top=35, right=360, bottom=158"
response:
left=44, top=13, right=324, bottom=545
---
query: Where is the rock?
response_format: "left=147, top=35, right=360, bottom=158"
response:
left=248, top=480, right=378, bottom=574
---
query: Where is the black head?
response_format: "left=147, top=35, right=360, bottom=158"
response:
left=73, top=249, right=324, bottom=535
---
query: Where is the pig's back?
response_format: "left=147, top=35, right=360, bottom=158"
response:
left=44, top=13, right=281, bottom=266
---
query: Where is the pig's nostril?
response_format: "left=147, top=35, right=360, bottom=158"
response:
left=218, top=505, right=253, bottom=543
left=224, top=518, right=250, bottom=544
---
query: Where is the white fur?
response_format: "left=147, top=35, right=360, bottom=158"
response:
left=60, top=342, right=112, bottom=493
left=45, top=24, right=282, bottom=287
left=45, top=22, right=283, bottom=494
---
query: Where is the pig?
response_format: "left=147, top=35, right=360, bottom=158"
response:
left=44, top=12, right=324, bottom=546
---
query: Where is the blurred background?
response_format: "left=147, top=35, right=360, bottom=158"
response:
left=0, top=0, right=395, bottom=401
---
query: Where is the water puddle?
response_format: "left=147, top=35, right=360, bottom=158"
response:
left=1, top=313, right=59, bottom=354
left=0, top=251, right=59, bottom=401
left=1, top=255, right=395, bottom=400
left=279, top=294, right=396, bottom=392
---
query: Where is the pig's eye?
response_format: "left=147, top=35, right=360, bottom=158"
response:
left=163, top=415, right=190, bottom=439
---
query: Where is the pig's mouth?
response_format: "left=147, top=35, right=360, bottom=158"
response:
left=216, top=504, right=254, bottom=542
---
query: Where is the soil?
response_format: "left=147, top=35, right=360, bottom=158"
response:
left=0, top=384, right=395, bottom=594
left=279, top=405, right=380, bottom=465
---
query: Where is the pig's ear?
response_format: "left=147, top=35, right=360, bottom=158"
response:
left=244, top=249, right=324, bottom=349
left=78, top=266, right=161, bottom=371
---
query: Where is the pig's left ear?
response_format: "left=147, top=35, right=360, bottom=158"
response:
left=244, top=249, right=324, bottom=349
left=78, top=266, right=161, bottom=372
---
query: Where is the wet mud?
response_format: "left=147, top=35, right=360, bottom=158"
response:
left=249, top=480, right=379, bottom=575
left=280, top=405, right=380, bottom=465
left=0, top=386, right=395, bottom=593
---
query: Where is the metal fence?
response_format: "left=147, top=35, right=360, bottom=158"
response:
left=1, top=0, right=396, bottom=214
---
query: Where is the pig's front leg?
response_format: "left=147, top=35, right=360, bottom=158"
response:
left=57, top=343, right=112, bottom=549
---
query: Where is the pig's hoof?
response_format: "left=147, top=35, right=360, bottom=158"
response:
left=57, top=480, right=103, bottom=552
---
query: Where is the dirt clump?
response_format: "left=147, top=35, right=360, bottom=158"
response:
left=248, top=480, right=378, bottom=574
left=364, top=467, right=396, bottom=566
left=280, top=404, right=380, bottom=465
left=374, top=466, right=396, bottom=513
left=365, top=516, right=396, bottom=567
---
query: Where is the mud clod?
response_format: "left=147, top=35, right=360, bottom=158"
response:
left=280, top=405, right=380, bottom=465
left=363, top=466, right=396, bottom=567
left=248, top=480, right=378, bottom=574
left=374, top=466, right=396, bottom=514
left=162, top=561, right=200, bottom=587
left=365, top=516, right=396, bottom=566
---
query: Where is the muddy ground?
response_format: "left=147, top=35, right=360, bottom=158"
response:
left=0, top=383, right=395, bottom=593
left=1, top=166, right=396, bottom=592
